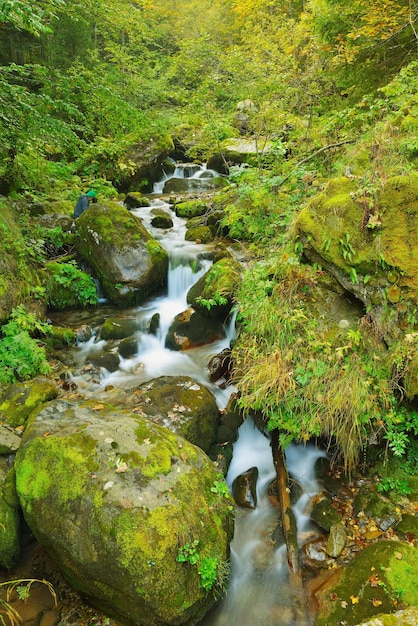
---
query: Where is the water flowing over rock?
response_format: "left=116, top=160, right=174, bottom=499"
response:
left=74, top=203, right=168, bottom=307
left=15, top=399, right=233, bottom=626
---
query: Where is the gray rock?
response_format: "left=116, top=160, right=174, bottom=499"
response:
left=326, top=523, right=347, bottom=557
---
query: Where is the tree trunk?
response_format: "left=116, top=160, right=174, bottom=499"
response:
left=271, top=428, right=310, bottom=625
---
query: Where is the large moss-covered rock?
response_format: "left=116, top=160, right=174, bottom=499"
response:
left=0, top=463, right=21, bottom=569
left=0, top=378, right=58, bottom=428
left=293, top=173, right=418, bottom=311
left=135, top=376, right=220, bottom=453
left=187, top=257, right=241, bottom=321
left=314, top=541, right=418, bottom=626
left=14, top=399, right=234, bottom=626
left=74, top=203, right=168, bottom=307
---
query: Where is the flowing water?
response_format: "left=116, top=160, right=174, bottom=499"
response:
left=51, top=163, right=326, bottom=625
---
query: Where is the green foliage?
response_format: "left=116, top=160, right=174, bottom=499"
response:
left=176, top=538, right=229, bottom=594
left=0, top=305, right=51, bottom=385
left=377, top=477, right=412, bottom=497
left=45, top=260, right=98, bottom=309
left=176, top=540, right=200, bottom=566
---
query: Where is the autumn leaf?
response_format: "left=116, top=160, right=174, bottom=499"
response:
left=350, top=595, right=359, bottom=604
left=369, top=573, right=380, bottom=587
left=341, top=600, right=348, bottom=608
left=372, top=598, right=382, bottom=607
left=92, top=404, right=105, bottom=411
left=394, top=551, right=403, bottom=560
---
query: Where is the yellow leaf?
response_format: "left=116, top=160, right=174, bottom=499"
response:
left=395, top=551, right=403, bottom=560
left=372, top=598, right=383, bottom=607
left=350, top=595, right=359, bottom=604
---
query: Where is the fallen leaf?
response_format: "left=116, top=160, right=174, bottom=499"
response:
left=329, top=593, right=338, bottom=601
left=394, top=551, right=403, bottom=560
left=115, top=462, right=128, bottom=473
left=372, top=598, right=382, bottom=607
left=350, top=595, right=359, bottom=605
left=92, top=404, right=105, bottom=411
left=369, top=574, right=380, bottom=587
left=341, top=601, right=348, bottom=608
left=143, top=438, right=151, bottom=445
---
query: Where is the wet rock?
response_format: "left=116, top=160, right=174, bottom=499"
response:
left=76, top=325, right=93, bottom=343
left=149, top=312, right=160, bottom=335
left=14, top=399, right=233, bottom=626
left=136, top=375, right=220, bottom=453
left=326, top=523, right=347, bottom=558
left=165, top=307, right=225, bottom=351
left=118, top=336, right=138, bottom=359
left=100, top=317, right=139, bottom=340
left=216, top=424, right=237, bottom=444
left=0, top=379, right=58, bottom=429
left=89, top=352, right=120, bottom=372
left=150, top=208, right=173, bottom=229
left=232, top=466, right=258, bottom=509
left=302, top=536, right=329, bottom=571
left=124, top=192, right=151, bottom=209
left=207, top=348, right=233, bottom=383
left=310, top=492, right=341, bottom=532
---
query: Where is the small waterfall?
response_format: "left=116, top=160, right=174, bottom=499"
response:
left=57, top=161, right=327, bottom=623
left=201, top=420, right=326, bottom=626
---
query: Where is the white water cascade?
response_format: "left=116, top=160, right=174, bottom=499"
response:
left=201, top=420, right=326, bottom=626
left=56, top=162, right=327, bottom=624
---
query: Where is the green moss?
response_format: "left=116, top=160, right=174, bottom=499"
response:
left=15, top=434, right=97, bottom=511
left=386, top=549, right=418, bottom=605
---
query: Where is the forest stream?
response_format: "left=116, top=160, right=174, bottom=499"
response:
left=1, top=163, right=416, bottom=626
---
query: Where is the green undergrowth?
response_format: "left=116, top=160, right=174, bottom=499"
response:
left=232, top=251, right=418, bottom=473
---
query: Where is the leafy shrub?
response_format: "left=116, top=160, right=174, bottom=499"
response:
left=0, top=306, right=51, bottom=385
left=45, top=260, right=98, bottom=310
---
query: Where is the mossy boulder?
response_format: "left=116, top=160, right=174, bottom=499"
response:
left=175, top=200, right=209, bottom=219
left=150, top=208, right=174, bottom=229
left=124, top=192, right=151, bottom=209
left=135, top=376, right=220, bottom=453
left=185, top=225, right=214, bottom=243
left=293, top=172, right=418, bottom=313
left=314, top=541, right=418, bottom=626
left=74, top=203, right=168, bottom=307
left=0, top=378, right=58, bottom=429
left=187, top=257, right=241, bottom=321
left=100, top=317, right=139, bottom=341
left=310, top=492, right=341, bottom=532
left=165, top=307, right=225, bottom=351
left=14, top=399, right=233, bottom=626
left=0, top=464, right=21, bottom=569
left=219, top=137, right=272, bottom=166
